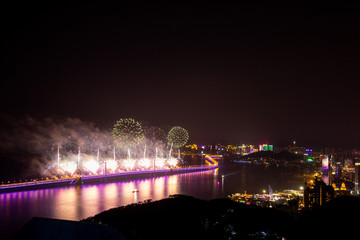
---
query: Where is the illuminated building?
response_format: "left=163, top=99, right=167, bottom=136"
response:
left=226, top=145, right=237, bottom=153
left=240, top=144, right=256, bottom=155
left=321, top=155, right=333, bottom=185
left=259, top=144, right=273, bottom=151
left=355, top=162, right=360, bottom=194
left=331, top=182, right=351, bottom=196
left=322, top=155, right=329, bottom=171
left=333, top=162, right=342, bottom=179
left=304, top=177, right=334, bottom=209
left=191, top=144, right=198, bottom=150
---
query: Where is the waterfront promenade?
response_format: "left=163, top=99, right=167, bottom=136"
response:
left=0, top=155, right=219, bottom=193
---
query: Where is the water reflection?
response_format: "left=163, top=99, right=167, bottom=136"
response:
left=55, top=187, right=78, bottom=220
left=122, top=181, right=137, bottom=204
left=0, top=166, right=306, bottom=239
left=154, top=177, right=165, bottom=198
left=167, top=175, right=178, bottom=195
left=138, top=179, right=151, bottom=199
left=133, top=191, right=138, bottom=203
left=103, top=183, right=118, bottom=207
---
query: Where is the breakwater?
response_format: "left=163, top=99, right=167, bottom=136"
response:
left=0, top=165, right=218, bottom=193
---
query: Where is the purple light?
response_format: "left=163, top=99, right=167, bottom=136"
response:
left=0, top=165, right=218, bottom=191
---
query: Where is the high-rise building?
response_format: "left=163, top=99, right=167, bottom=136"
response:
left=304, top=177, right=334, bottom=209
left=355, top=162, right=360, bottom=194
left=321, top=155, right=333, bottom=185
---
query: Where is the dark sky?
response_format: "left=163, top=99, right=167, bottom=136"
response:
left=2, top=3, right=360, bottom=147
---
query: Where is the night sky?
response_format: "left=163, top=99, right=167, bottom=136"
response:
left=2, top=3, right=360, bottom=147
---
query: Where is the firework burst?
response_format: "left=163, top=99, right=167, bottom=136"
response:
left=112, top=118, right=144, bottom=149
left=167, top=126, right=189, bottom=148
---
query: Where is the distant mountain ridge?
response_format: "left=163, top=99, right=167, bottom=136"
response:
left=236, top=150, right=303, bottom=161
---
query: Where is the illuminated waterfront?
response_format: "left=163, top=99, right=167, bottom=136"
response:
left=0, top=162, right=306, bottom=239
left=0, top=169, right=220, bottom=239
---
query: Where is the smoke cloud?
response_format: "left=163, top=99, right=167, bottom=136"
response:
left=0, top=114, right=114, bottom=180
left=0, top=114, right=174, bottom=181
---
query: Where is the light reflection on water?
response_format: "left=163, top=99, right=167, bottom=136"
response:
left=0, top=169, right=221, bottom=239
left=0, top=165, right=306, bottom=239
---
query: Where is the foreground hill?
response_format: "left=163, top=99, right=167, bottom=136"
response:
left=83, top=195, right=360, bottom=240
left=83, top=195, right=292, bottom=240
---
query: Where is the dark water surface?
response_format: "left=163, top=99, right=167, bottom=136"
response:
left=0, top=162, right=306, bottom=239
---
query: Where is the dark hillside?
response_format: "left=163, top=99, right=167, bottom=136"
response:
left=83, top=195, right=293, bottom=240
left=289, top=196, right=360, bottom=240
